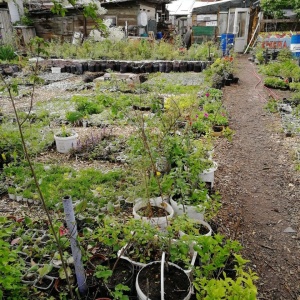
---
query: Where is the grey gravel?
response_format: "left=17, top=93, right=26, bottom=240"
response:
left=146, top=72, right=205, bottom=86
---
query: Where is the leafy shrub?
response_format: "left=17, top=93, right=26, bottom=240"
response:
left=264, top=76, right=288, bottom=89
left=66, top=111, right=84, bottom=124
left=72, top=95, right=102, bottom=115
left=289, top=81, right=300, bottom=91
left=0, top=45, right=16, bottom=61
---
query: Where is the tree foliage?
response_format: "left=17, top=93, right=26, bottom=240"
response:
left=261, top=0, right=300, bottom=18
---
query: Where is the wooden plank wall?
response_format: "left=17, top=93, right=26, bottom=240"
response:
left=32, top=14, right=96, bottom=41
left=105, top=7, right=139, bottom=27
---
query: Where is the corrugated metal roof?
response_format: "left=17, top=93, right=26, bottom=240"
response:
left=193, top=0, right=258, bottom=13
left=100, top=0, right=171, bottom=3
left=167, top=0, right=195, bottom=16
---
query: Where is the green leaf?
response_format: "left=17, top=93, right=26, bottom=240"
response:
left=24, top=216, right=32, bottom=226
left=38, top=264, right=53, bottom=277
left=59, top=266, right=72, bottom=279
left=74, top=199, right=87, bottom=213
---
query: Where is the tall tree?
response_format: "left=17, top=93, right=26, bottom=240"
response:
left=261, top=0, right=300, bottom=18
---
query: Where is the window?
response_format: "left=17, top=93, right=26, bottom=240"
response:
left=104, top=16, right=117, bottom=27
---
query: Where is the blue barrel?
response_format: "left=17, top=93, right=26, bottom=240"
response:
left=290, top=34, right=300, bottom=57
left=157, top=32, right=163, bottom=40
left=221, top=33, right=234, bottom=55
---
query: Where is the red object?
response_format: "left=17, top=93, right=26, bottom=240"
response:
left=59, top=226, right=68, bottom=236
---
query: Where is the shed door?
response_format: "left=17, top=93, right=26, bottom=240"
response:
left=230, top=8, right=250, bottom=53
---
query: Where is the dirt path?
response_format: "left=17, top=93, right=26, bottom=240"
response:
left=215, top=55, right=300, bottom=299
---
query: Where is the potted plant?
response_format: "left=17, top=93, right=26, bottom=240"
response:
left=22, top=189, right=32, bottom=203
left=54, top=125, right=78, bottom=154
left=136, top=253, right=192, bottom=300
left=93, top=257, right=134, bottom=299
left=132, top=197, right=174, bottom=230
left=170, top=215, right=212, bottom=238
left=7, top=186, right=16, bottom=200
left=199, top=161, right=218, bottom=189
left=15, top=187, right=23, bottom=202
left=118, top=219, right=197, bottom=275
left=165, top=138, right=213, bottom=220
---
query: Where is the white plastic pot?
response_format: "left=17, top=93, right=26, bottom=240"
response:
left=133, top=197, right=174, bottom=229
left=136, top=260, right=192, bottom=300
left=199, top=161, right=218, bottom=188
left=179, top=219, right=212, bottom=237
left=54, top=132, right=78, bottom=154
left=118, top=240, right=197, bottom=276
left=170, top=197, right=205, bottom=221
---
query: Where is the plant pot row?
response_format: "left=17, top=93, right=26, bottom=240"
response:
left=50, top=60, right=210, bottom=75
left=8, top=192, right=41, bottom=205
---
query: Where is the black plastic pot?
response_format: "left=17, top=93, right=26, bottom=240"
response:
left=216, top=83, right=222, bottom=90
left=153, top=63, right=159, bottom=72
left=225, top=79, right=232, bottom=86
left=173, top=61, right=180, bottom=72
left=132, top=65, right=140, bottom=74
left=187, top=61, right=194, bottom=72
left=194, top=62, right=202, bottom=72
left=99, top=258, right=134, bottom=297
left=100, top=62, right=107, bottom=72
left=120, top=62, right=128, bottom=73
left=76, top=64, right=83, bottom=75
left=159, top=62, right=166, bottom=73
left=140, top=63, right=145, bottom=73
left=144, top=62, right=153, bottom=73
left=70, top=65, right=76, bottom=74
left=65, top=65, right=71, bottom=73
left=232, top=77, right=239, bottom=84
left=127, top=63, right=132, bottom=73
left=179, top=61, right=188, bottom=72
left=165, top=62, right=173, bottom=73
left=106, top=61, right=115, bottom=71
left=88, top=62, right=95, bottom=72
left=227, top=73, right=234, bottom=80
left=114, top=61, right=120, bottom=72
left=82, top=62, right=88, bottom=72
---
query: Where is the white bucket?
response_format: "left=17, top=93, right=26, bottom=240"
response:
left=133, top=197, right=174, bottom=229
left=54, top=132, right=78, bottom=154
left=199, top=161, right=218, bottom=187
left=136, top=260, right=192, bottom=300
left=170, top=197, right=205, bottom=221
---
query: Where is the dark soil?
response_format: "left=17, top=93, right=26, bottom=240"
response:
left=137, top=205, right=169, bottom=218
left=214, top=55, right=300, bottom=300
left=137, top=262, right=190, bottom=300
left=103, top=258, right=133, bottom=287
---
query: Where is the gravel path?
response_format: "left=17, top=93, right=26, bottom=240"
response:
left=215, top=55, right=300, bottom=299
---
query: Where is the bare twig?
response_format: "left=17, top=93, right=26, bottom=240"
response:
left=259, top=244, right=276, bottom=250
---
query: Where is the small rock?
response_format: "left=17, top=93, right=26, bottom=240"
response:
left=283, top=227, right=296, bottom=233
left=3, top=67, right=14, bottom=76
left=28, top=57, right=44, bottom=63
